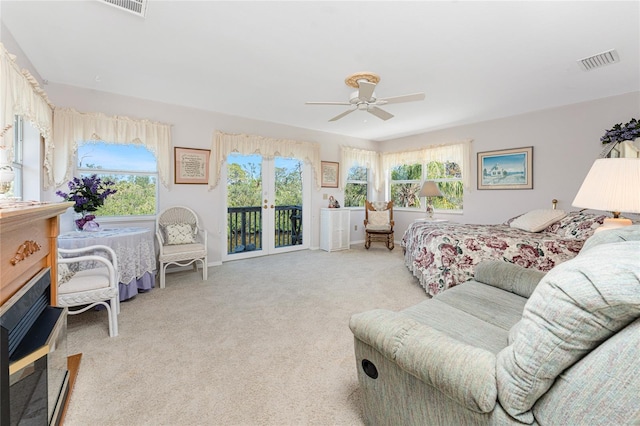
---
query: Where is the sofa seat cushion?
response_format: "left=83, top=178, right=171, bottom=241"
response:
left=399, top=278, right=527, bottom=354
left=496, top=240, right=640, bottom=423
left=433, top=281, right=528, bottom=331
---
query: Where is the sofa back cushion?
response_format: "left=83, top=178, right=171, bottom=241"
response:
left=496, top=240, right=640, bottom=423
left=532, top=317, right=640, bottom=424
left=580, top=224, right=640, bottom=253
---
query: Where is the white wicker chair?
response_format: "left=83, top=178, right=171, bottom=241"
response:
left=57, top=245, right=120, bottom=337
left=156, top=206, right=208, bottom=289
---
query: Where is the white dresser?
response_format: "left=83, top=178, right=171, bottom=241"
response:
left=320, top=208, right=350, bottom=252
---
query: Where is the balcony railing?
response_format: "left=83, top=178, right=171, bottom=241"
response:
left=227, top=205, right=302, bottom=253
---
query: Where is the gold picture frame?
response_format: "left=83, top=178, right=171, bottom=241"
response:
left=174, top=147, right=211, bottom=184
left=321, top=161, right=339, bottom=188
left=477, top=146, right=533, bottom=190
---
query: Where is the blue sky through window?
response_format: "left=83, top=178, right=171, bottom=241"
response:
left=78, top=142, right=157, bottom=172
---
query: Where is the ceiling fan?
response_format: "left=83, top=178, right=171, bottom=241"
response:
left=305, top=72, right=425, bottom=122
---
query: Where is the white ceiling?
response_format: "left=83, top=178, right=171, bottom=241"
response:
left=1, top=1, right=639, bottom=141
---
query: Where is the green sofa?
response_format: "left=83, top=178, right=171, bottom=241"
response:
left=350, top=225, right=640, bottom=425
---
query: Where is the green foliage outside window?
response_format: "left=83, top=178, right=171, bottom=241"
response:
left=226, top=159, right=303, bottom=208
left=390, top=161, right=463, bottom=210
left=88, top=174, right=156, bottom=216
left=345, top=166, right=367, bottom=207
left=227, top=162, right=262, bottom=207
left=390, top=164, right=422, bottom=207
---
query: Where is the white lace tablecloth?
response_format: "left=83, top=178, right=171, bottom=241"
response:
left=58, top=227, right=156, bottom=300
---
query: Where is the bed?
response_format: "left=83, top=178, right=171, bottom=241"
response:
left=401, top=210, right=606, bottom=296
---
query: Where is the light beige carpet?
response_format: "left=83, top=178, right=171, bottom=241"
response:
left=63, top=245, right=427, bottom=425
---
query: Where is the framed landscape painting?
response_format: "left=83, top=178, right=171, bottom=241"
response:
left=477, top=146, right=533, bottom=190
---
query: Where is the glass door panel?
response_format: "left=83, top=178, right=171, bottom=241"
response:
left=225, top=155, right=308, bottom=260
left=226, top=154, right=263, bottom=257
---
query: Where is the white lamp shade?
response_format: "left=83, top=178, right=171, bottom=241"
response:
left=419, top=181, right=443, bottom=197
left=572, top=158, right=640, bottom=214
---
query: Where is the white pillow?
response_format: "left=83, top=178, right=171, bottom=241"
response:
left=509, top=209, right=567, bottom=232
left=165, top=223, right=196, bottom=245
left=367, top=210, right=391, bottom=230
left=58, top=254, right=75, bottom=285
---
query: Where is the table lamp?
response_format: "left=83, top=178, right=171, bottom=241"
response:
left=0, top=165, right=15, bottom=195
left=419, top=181, right=443, bottom=219
left=572, top=158, right=640, bottom=232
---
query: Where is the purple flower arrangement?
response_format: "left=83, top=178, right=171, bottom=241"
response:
left=600, top=118, right=640, bottom=144
left=56, top=175, right=117, bottom=230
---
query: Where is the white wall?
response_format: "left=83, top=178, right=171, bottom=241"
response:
left=379, top=92, right=640, bottom=239
left=42, top=83, right=377, bottom=264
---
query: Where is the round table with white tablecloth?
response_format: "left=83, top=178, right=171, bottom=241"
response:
left=58, top=227, right=156, bottom=301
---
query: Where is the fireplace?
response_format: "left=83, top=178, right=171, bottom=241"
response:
left=0, top=268, right=69, bottom=426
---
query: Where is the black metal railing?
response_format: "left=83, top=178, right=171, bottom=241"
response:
left=227, top=205, right=302, bottom=253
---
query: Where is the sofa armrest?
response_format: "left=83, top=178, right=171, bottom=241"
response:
left=474, top=260, right=546, bottom=298
left=350, top=309, right=497, bottom=413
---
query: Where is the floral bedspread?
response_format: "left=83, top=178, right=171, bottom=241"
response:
left=401, top=212, right=606, bottom=296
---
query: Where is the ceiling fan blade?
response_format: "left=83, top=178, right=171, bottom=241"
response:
left=358, top=81, right=376, bottom=101
left=377, top=92, right=425, bottom=105
left=329, top=108, right=356, bottom=122
left=367, top=107, right=394, bottom=121
left=305, top=101, right=352, bottom=106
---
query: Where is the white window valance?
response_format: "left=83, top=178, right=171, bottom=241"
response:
left=50, top=107, right=172, bottom=188
left=209, top=131, right=322, bottom=190
left=340, top=146, right=381, bottom=192
left=381, top=140, right=472, bottom=188
left=0, top=43, right=54, bottom=163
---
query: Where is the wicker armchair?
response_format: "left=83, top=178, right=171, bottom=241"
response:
left=57, top=245, right=119, bottom=337
left=364, top=200, right=395, bottom=250
left=156, top=206, right=208, bottom=288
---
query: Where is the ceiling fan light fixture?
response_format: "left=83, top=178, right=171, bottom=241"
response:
left=306, top=71, right=424, bottom=122
left=345, top=72, right=380, bottom=88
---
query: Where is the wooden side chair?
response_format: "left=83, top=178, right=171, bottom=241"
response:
left=156, top=206, right=208, bottom=288
left=364, top=200, right=395, bottom=250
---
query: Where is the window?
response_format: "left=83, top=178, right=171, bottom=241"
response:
left=390, top=160, right=463, bottom=211
left=390, top=163, right=422, bottom=208
left=77, top=141, right=158, bottom=216
left=10, top=116, right=23, bottom=198
left=344, top=165, right=368, bottom=207
left=427, top=160, right=463, bottom=211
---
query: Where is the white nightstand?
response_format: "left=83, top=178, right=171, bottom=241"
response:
left=414, top=218, right=448, bottom=223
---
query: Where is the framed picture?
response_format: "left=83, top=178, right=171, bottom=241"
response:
left=477, top=146, right=533, bottom=190
left=174, top=147, right=211, bottom=184
left=321, top=161, right=339, bottom=188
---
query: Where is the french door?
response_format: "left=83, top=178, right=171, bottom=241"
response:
left=223, top=154, right=310, bottom=260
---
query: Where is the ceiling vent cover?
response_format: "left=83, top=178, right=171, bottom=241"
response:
left=100, top=0, right=147, bottom=17
left=577, top=49, right=619, bottom=71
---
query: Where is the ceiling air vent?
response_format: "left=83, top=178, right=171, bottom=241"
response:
left=577, top=49, right=619, bottom=71
left=99, top=0, right=147, bottom=17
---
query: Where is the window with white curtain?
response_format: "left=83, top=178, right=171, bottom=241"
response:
left=383, top=141, right=469, bottom=212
